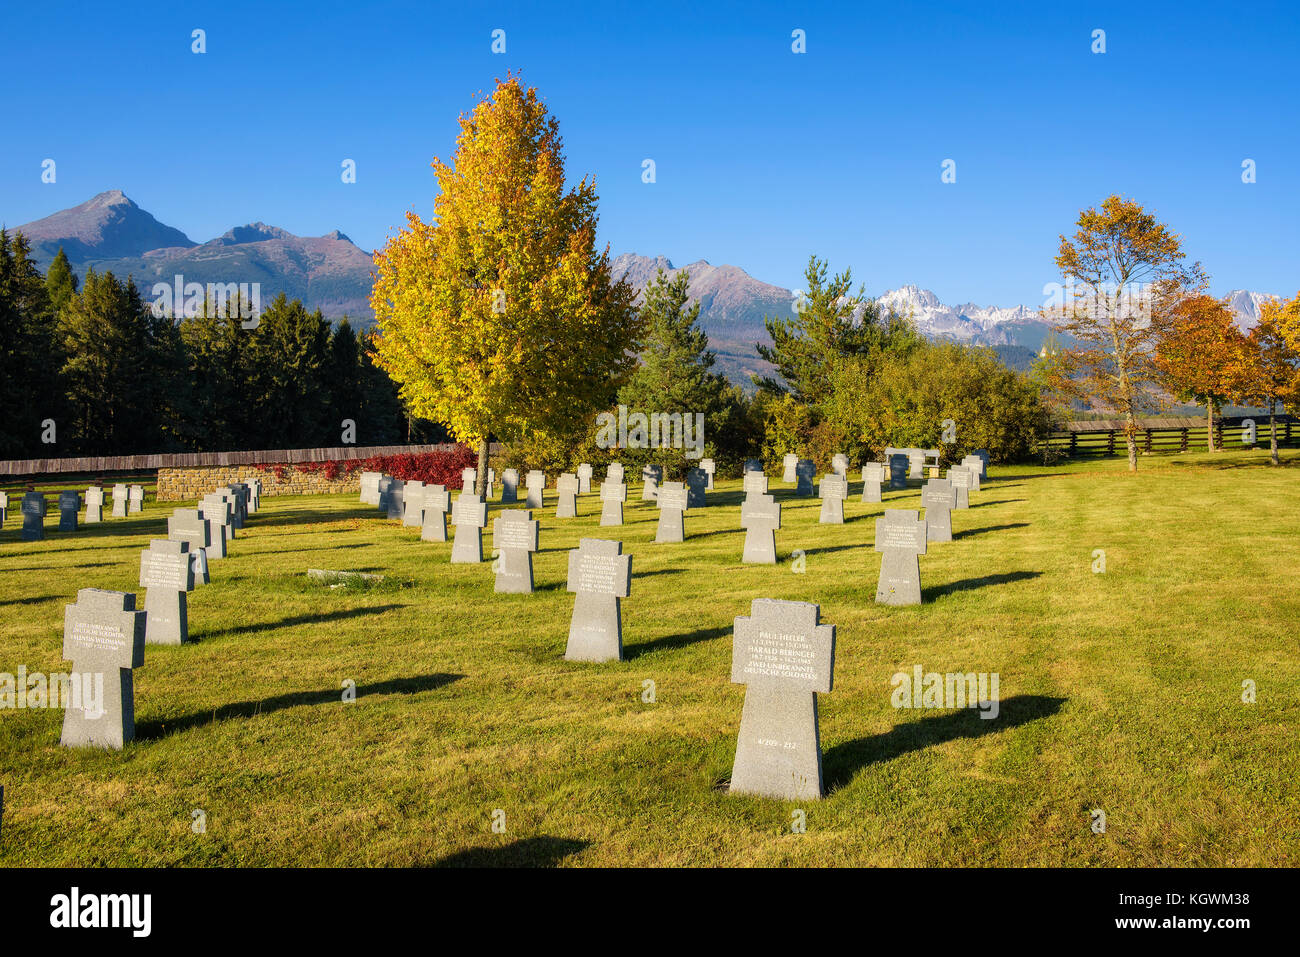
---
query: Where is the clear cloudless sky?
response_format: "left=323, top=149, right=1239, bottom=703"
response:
left=2, top=0, right=1297, bottom=305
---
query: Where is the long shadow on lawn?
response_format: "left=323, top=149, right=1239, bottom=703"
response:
left=922, top=571, right=1041, bottom=601
left=136, top=673, right=463, bottom=740
left=823, top=694, right=1066, bottom=792
left=434, top=836, right=590, bottom=868
left=952, top=523, right=1029, bottom=540
left=626, top=624, right=730, bottom=660
left=0, top=561, right=119, bottom=572
left=971, top=498, right=1025, bottom=508
left=204, top=603, right=408, bottom=639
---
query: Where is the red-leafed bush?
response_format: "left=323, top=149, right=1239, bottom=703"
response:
left=360, top=445, right=479, bottom=488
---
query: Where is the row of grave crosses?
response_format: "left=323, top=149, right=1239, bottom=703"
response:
left=6, top=483, right=144, bottom=541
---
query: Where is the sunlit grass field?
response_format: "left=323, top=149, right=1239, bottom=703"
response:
left=2, top=450, right=1298, bottom=866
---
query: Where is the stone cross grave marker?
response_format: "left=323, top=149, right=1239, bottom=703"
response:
left=729, top=598, right=836, bottom=801
left=686, top=468, right=707, bottom=508
left=385, top=479, right=406, bottom=520
left=947, top=466, right=973, bottom=509
left=577, top=463, right=593, bottom=494
left=60, top=588, right=146, bottom=750
left=972, top=449, right=990, bottom=479
left=249, top=478, right=262, bottom=512
left=874, top=509, right=927, bottom=606
left=861, top=463, right=884, bottom=503
left=655, top=481, right=688, bottom=543
left=486, top=468, right=496, bottom=500
left=128, top=485, right=144, bottom=514
left=818, top=473, right=848, bottom=524
left=556, top=473, right=580, bottom=518
left=59, top=491, right=80, bottom=532
left=921, top=478, right=956, bottom=543
left=564, top=538, right=632, bottom=663
left=111, top=484, right=129, bottom=518
left=607, top=462, right=625, bottom=484
left=500, top=468, right=519, bottom=504
left=700, top=458, right=716, bottom=490
left=360, top=471, right=381, bottom=505
left=0, top=491, right=7, bottom=529
left=795, top=459, right=816, bottom=496
left=139, top=538, right=194, bottom=645
left=461, top=467, right=477, bottom=492
left=420, top=484, right=450, bottom=542
left=832, top=453, right=848, bottom=477
left=782, top=454, right=798, bottom=483
left=224, top=487, right=246, bottom=529
left=376, top=475, right=395, bottom=512
left=599, top=480, right=627, bottom=526
left=525, top=470, right=546, bottom=509
left=21, top=492, right=46, bottom=541
left=907, top=451, right=926, bottom=480
left=742, top=470, right=768, bottom=502
left=84, top=486, right=104, bottom=523
left=167, top=509, right=211, bottom=585
left=491, top=509, right=540, bottom=593
left=402, top=480, right=426, bottom=527
left=889, top=454, right=909, bottom=490
left=960, top=455, right=983, bottom=492
left=450, top=492, right=488, bottom=563
left=740, top=493, right=781, bottom=564
left=641, top=464, right=662, bottom=501
left=199, top=495, right=232, bottom=557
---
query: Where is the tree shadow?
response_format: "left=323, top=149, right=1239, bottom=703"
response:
left=205, top=603, right=408, bottom=639
left=952, top=522, right=1030, bottom=540
left=433, top=836, right=590, bottom=868
left=0, top=561, right=119, bottom=572
left=251, top=542, right=371, bottom=555
left=922, top=570, right=1042, bottom=601
left=823, top=694, right=1066, bottom=791
left=252, top=507, right=380, bottom=527
left=626, top=624, right=730, bottom=659
left=0, top=594, right=59, bottom=607
left=136, top=673, right=463, bottom=740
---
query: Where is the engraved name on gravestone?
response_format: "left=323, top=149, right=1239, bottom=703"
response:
left=818, top=474, right=848, bottom=524
left=139, top=539, right=194, bottom=645
left=889, top=454, right=909, bottom=490
left=21, top=492, right=45, bottom=541
left=700, top=458, right=716, bottom=490
left=960, top=455, right=983, bottom=492
left=861, top=463, right=885, bottom=503
left=167, top=509, right=211, bottom=585
left=60, top=588, right=146, bottom=750
left=564, top=539, right=632, bottom=663
left=111, top=484, right=128, bottom=518
left=577, top=462, right=593, bottom=494
left=742, top=470, right=769, bottom=502
left=420, top=484, right=450, bottom=542
left=782, top=454, right=798, bottom=483
left=492, top=509, right=540, bottom=594
left=655, top=481, right=688, bottom=543
left=741, top=493, right=781, bottom=564
left=385, top=479, right=406, bottom=520
left=729, top=598, right=835, bottom=801
left=225, top=488, right=246, bottom=529
left=685, top=468, right=707, bottom=508
left=874, top=509, right=927, bottom=606
left=921, top=478, right=956, bottom=543
left=832, top=453, right=848, bottom=477
left=59, top=491, right=80, bottom=532
left=83, top=486, right=105, bottom=523
left=641, top=464, right=662, bottom=501
left=402, top=480, right=426, bottom=527
left=599, top=480, right=627, bottom=526
left=947, top=466, right=973, bottom=509
left=450, top=493, right=488, bottom=563
left=795, top=459, right=816, bottom=496
left=500, top=468, right=519, bottom=504
left=128, top=485, right=144, bottom=514
left=556, top=473, right=580, bottom=518
left=525, top=470, right=546, bottom=509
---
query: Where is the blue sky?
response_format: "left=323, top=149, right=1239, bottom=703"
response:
left=2, top=0, right=1297, bottom=305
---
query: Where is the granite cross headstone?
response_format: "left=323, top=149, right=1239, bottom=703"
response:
left=492, top=508, right=540, bottom=593
left=461, top=467, right=477, bottom=492
left=564, top=539, right=632, bottom=663
left=59, top=491, right=80, bottom=532
left=960, top=455, right=983, bottom=492
left=128, top=485, right=144, bottom=514
left=385, top=479, right=406, bottom=520
left=655, top=481, right=687, bottom=543
left=420, top=484, right=450, bottom=542
left=742, top=470, right=769, bottom=502
left=525, top=470, right=546, bottom=509
left=947, top=466, right=973, bottom=509
left=607, top=462, right=625, bottom=485
left=167, top=509, right=211, bottom=585
left=450, top=492, right=488, bottom=563
left=139, top=538, right=194, bottom=645
left=556, top=473, right=580, bottom=518
left=700, top=458, right=716, bottom=490
left=740, top=493, right=781, bottom=564
left=818, top=473, right=848, bottom=524
left=577, top=463, right=593, bottom=494
left=921, top=478, right=956, bottom=543
left=860, top=463, right=884, bottom=503
left=782, top=454, right=798, bottom=483
left=402, top=480, right=426, bottom=527
left=874, top=509, right=927, bottom=605
left=60, top=588, right=146, bottom=750
left=599, top=480, right=627, bottom=526
left=831, top=453, right=848, bottom=477
left=641, top=464, right=662, bottom=501
left=111, top=484, right=129, bottom=518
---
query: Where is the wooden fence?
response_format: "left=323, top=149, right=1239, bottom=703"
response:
left=1042, top=415, right=1296, bottom=458
left=0, top=443, right=498, bottom=478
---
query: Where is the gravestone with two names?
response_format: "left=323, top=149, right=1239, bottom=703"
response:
left=960, top=455, right=983, bottom=492
left=450, top=493, right=488, bottom=563
left=167, top=509, right=211, bottom=585
left=198, top=497, right=231, bottom=558
left=492, top=509, right=540, bottom=593
left=947, top=466, right=973, bottom=509
left=564, top=539, right=632, bottom=663
left=60, top=588, right=146, bottom=750
left=874, top=509, right=927, bottom=606
left=139, top=539, right=194, bottom=644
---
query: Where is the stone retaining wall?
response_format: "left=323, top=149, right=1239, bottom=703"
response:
left=157, top=466, right=360, bottom=501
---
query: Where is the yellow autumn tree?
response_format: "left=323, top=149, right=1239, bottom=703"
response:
left=1240, top=294, right=1300, bottom=465
left=369, top=76, right=642, bottom=493
left=1045, top=195, right=1205, bottom=471
left=1153, top=294, right=1250, bottom=452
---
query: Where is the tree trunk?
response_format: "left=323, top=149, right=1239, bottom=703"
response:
left=1206, top=403, right=1215, bottom=453
left=1270, top=400, right=1279, bottom=466
left=476, top=436, right=489, bottom=497
left=1125, top=408, right=1138, bottom=472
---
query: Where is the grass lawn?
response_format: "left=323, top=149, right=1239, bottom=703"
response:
left=1, top=450, right=1298, bottom=866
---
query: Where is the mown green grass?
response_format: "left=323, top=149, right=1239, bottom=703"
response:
left=2, top=450, right=1298, bottom=866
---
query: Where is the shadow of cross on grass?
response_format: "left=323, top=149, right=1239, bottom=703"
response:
left=434, top=836, right=591, bottom=868
left=822, top=694, right=1066, bottom=792
left=136, top=673, right=463, bottom=740
left=922, top=570, right=1041, bottom=602
left=206, top=603, right=408, bottom=639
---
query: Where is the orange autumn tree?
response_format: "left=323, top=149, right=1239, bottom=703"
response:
left=1046, top=195, right=1204, bottom=471
left=1153, top=294, right=1250, bottom=452
left=369, top=76, right=642, bottom=494
left=1239, top=294, right=1300, bottom=465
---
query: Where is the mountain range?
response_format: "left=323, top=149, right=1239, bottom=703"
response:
left=8, top=191, right=1278, bottom=385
